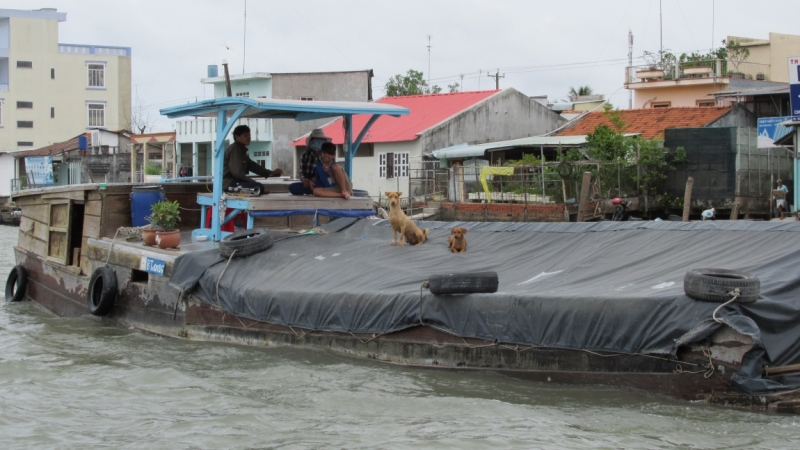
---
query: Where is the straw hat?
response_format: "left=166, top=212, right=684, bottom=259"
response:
left=306, top=128, right=331, bottom=145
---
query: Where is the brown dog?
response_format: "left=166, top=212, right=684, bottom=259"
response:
left=385, top=191, right=428, bottom=246
left=448, top=227, right=467, bottom=253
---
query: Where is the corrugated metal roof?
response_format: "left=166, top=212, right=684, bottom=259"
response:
left=292, top=90, right=501, bottom=145
left=13, top=136, right=82, bottom=159
left=432, top=135, right=589, bottom=159
left=714, top=85, right=789, bottom=98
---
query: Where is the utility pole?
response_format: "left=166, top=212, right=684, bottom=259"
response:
left=460, top=74, right=464, bottom=92
left=487, top=69, right=505, bottom=90
left=427, top=35, right=432, bottom=87
left=628, top=30, right=633, bottom=109
left=243, top=0, right=247, bottom=73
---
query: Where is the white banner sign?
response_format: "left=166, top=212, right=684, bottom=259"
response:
left=25, top=156, right=54, bottom=187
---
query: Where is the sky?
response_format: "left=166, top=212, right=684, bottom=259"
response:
left=7, top=0, right=800, bottom=131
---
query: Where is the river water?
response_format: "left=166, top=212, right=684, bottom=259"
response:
left=1, top=225, right=799, bottom=449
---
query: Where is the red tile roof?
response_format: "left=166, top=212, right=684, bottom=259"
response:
left=556, top=107, right=732, bottom=139
left=293, top=90, right=500, bottom=145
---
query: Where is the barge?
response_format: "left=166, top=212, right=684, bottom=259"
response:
left=7, top=97, right=800, bottom=413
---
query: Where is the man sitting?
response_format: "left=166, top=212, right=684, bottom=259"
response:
left=223, top=125, right=282, bottom=195
left=289, top=128, right=330, bottom=196
left=312, top=143, right=352, bottom=199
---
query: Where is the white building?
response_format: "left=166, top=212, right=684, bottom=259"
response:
left=174, top=69, right=373, bottom=178
left=0, top=8, right=132, bottom=197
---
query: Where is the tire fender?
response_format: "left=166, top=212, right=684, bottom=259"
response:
left=428, top=271, right=499, bottom=295
left=219, top=227, right=274, bottom=258
left=683, top=268, right=760, bottom=304
left=88, top=266, right=118, bottom=316
left=5, top=265, right=29, bottom=302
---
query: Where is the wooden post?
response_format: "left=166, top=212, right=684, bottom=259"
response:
left=130, top=143, right=137, bottom=182
left=455, top=161, right=465, bottom=203
left=562, top=178, right=569, bottom=222
left=577, top=171, right=592, bottom=222
left=142, top=142, right=148, bottom=181
left=682, top=177, right=694, bottom=222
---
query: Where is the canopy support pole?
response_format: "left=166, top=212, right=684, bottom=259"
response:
left=206, top=105, right=248, bottom=241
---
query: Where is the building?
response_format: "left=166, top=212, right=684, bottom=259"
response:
left=0, top=7, right=132, bottom=196
left=624, top=32, right=799, bottom=109
left=293, top=88, right=566, bottom=199
left=12, top=129, right=132, bottom=190
left=174, top=69, right=372, bottom=179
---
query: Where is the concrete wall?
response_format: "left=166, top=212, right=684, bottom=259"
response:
left=0, top=11, right=131, bottom=160
left=439, top=202, right=565, bottom=222
left=350, top=140, right=421, bottom=200
left=709, top=104, right=756, bottom=128
left=420, top=88, right=566, bottom=153
left=271, top=71, right=372, bottom=174
left=633, top=83, right=729, bottom=108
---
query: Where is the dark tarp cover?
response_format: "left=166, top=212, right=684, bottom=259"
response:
left=170, top=219, right=800, bottom=394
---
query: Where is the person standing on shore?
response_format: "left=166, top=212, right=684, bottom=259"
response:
left=776, top=179, right=789, bottom=220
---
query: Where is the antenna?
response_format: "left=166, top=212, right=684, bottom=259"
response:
left=243, top=0, right=247, bottom=73
left=711, top=0, right=715, bottom=51
left=426, top=35, right=432, bottom=88
left=460, top=74, right=464, bottom=92
left=659, top=0, right=663, bottom=63
left=628, top=30, right=633, bottom=109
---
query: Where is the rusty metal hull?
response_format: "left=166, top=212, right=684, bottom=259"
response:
left=20, top=245, right=800, bottom=412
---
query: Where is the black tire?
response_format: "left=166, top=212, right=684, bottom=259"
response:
left=219, top=227, right=274, bottom=258
left=667, top=214, right=683, bottom=222
left=88, top=266, right=118, bottom=316
left=684, top=268, right=760, bottom=304
left=557, top=162, right=573, bottom=179
left=428, top=271, right=499, bottom=295
left=611, top=205, right=624, bottom=221
left=5, top=265, right=28, bottom=302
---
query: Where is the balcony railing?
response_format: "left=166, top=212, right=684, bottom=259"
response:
left=626, top=60, right=772, bottom=84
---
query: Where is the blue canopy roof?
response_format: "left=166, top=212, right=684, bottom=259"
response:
left=160, top=97, right=409, bottom=121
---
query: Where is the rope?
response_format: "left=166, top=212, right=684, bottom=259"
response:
left=713, top=289, right=740, bottom=323
left=215, top=249, right=236, bottom=308
left=105, top=227, right=123, bottom=267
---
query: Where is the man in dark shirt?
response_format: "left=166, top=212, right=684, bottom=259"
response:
left=223, top=125, right=282, bottom=195
left=289, top=128, right=330, bottom=195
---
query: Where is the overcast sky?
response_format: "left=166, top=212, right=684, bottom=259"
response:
left=7, top=0, right=800, bottom=131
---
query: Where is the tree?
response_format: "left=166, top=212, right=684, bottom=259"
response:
left=126, top=94, right=155, bottom=134
left=568, top=85, right=593, bottom=100
left=724, top=39, right=750, bottom=73
left=447, top=82, right=460, bottom=93
left=384, top=69, right=442, bottom=96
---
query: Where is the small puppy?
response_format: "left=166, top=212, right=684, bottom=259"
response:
left=448, top=227, right=467, bottom=253
left=385, top=191, right=428, bottom=246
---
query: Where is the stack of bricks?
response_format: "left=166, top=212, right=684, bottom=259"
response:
left=439, top=202, right=565, bottom=222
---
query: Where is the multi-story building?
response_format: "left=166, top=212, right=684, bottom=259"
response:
left=624, top=32, right=799, bottom=109
left=0, top=8, right=131, bottom=197
left=174, top=69, right=372, bottom=178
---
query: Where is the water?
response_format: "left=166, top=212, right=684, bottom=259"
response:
left=1, top=225, right=799, bottom=449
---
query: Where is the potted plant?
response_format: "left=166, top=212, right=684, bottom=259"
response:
left=144, top=164, right=162, bottom=183
left=149, top=200, right=181, bottom=249
left=141, top=220, right=160, bottom=245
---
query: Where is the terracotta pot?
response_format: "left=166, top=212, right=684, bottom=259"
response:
left=155, top=230, right=181, bottom=249
left=141, top=228, right=158, bottom=245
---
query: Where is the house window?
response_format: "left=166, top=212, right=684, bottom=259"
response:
left=17, top=101, right=33, bottom=109
left=51, top=68, right=55, bottom=79
left=300, top=97, right=314, bottom=101
left=16, top=61, right=32, bottom=69
left=17, top=142, right=34, bottom=147
left=87, top=103, right=105, bottom=127
left=235, top=92, right=250, bottom=97
left=0, top=100, right=4, bottom=126
left=51, top=107, right=55, bottom=118
left=355, top=143, right=374, bottom=157
left=379, top=152, right=409, bottom=178
left=697, top=100, right=716, bottom=107
left=17, top=121, right=33, bottom=128
left=651, top=102, right=671, bottom=108
left=87, top=64, right=105, bottom=88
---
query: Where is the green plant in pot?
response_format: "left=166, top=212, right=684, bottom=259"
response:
left=149, top=200, right=181, bottom=249
left=145, top=164, right=162, bottom=176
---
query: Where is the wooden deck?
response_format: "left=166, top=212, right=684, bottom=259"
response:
left=201, top=192, right=373, bottom=211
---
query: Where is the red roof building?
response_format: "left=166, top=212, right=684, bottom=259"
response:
left=290, top=88, right=566, bottom=199
left=556, top=106, right=744, bottom=139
